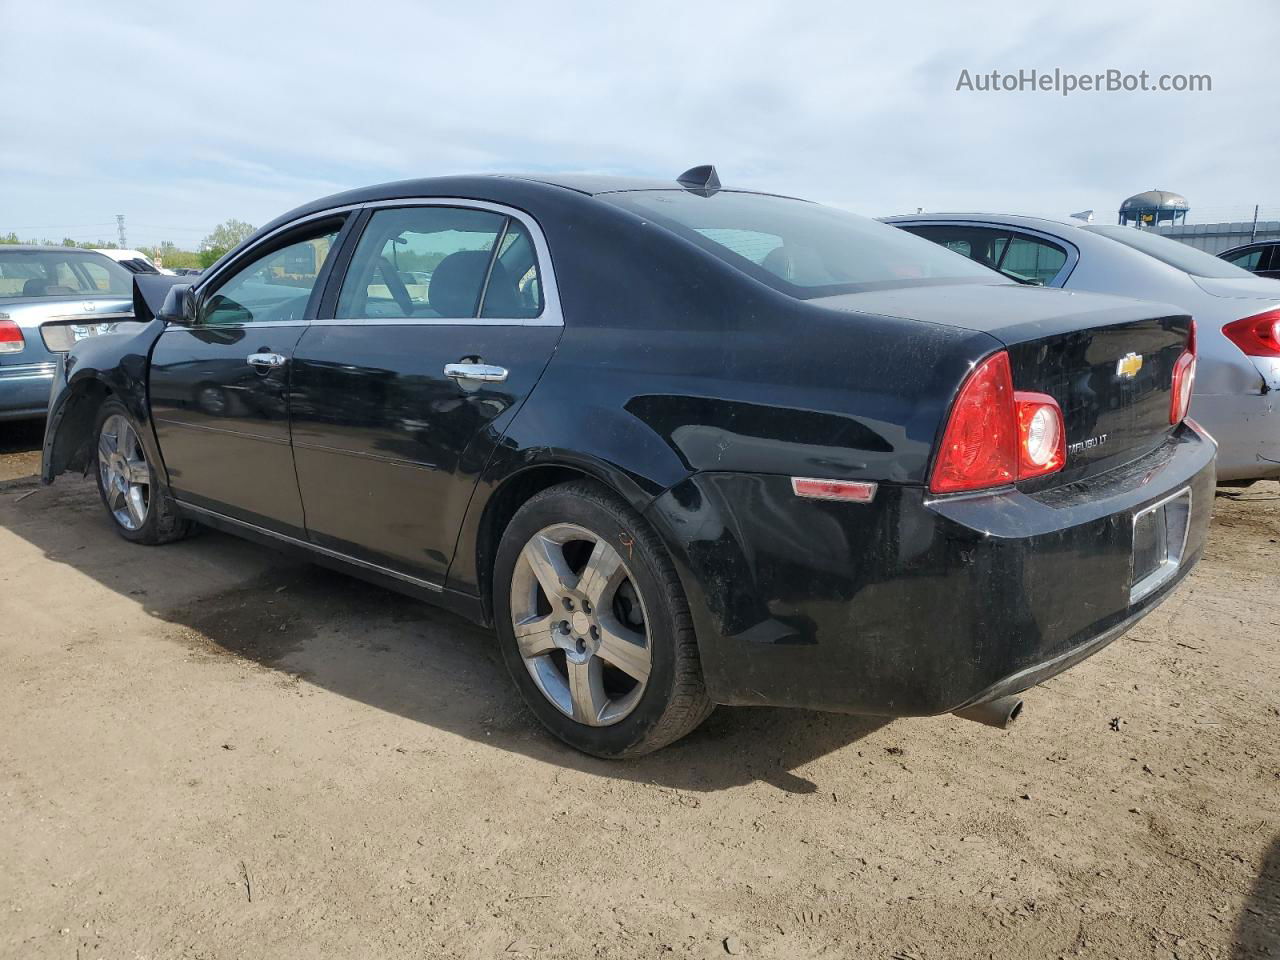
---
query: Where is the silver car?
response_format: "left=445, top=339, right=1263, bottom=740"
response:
left=0, top=246, right=135, bottom=421
left=883, top=214, right=1280, bottom=483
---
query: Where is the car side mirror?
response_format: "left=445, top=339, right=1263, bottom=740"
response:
left=158, top=284, right=196, bottom=325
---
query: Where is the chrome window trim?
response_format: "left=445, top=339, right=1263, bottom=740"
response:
left=895, top=218, right=1081, bottom=288
left=329, top=197, right=564, bottom=328
left=176, top=501, right=444, bottom=593
left=166, top=319, right=312, bottom=332
left=192, top=204, right=361, bottom=295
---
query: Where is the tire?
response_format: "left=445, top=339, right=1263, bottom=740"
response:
left=93, top=399, right=194, bottom=545
left=493, top=480, right=714, bottom=758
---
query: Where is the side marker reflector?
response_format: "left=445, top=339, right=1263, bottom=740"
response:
left=791, top=477, right=877, bottom=503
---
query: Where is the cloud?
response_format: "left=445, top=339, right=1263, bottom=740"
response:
left=0, top=0, right=1275, bottom=246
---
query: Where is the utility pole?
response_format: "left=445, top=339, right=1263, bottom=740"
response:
left=1250, top=204, right=1259, bottom=243
left=116, top=215, right=126, bottom=249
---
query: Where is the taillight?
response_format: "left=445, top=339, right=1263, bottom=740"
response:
left=0, top=319, right=24, bottom=354
left=1169, top=319, right=1197, bottom=425
left=1014, top=392, right=1066, bottom=478
left=1222, top=307, right=1280, bottom=358
left=930, top=351, right=1067, bottom=494
left=1170, top=352, right=1196, bottom=424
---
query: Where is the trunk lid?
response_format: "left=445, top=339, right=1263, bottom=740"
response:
left=0, top=296, right=134, bottom=363
left=815, top=283, right=1193, bottom=476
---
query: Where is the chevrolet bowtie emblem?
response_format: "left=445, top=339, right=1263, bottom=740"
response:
left=1116, top=353, right=1143, bottom=379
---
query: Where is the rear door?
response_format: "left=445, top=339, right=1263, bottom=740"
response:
left=289, top=200, right=562, bottom=585
left=149, top=218, right=348, bottom=536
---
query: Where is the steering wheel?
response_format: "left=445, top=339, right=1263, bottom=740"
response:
left=376, top=256, right=414, bottom=315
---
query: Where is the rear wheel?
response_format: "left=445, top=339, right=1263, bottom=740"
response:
left=494, top=481, right=713, bottom=757
left=94, top=399, right=193, bottom=545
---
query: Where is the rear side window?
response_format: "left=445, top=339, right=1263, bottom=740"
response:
left=1000, top=235, right=1068, bottom=285
left=337, top=206, right=543, bottom=320
left=0, top=250, right=132, bottom=298
left=602, top=191, right=1000, bottom=297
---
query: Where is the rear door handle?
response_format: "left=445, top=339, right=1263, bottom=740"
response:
left=247, top=352, right=287, bottom=369
left=444, top=362, right=508, bottom=383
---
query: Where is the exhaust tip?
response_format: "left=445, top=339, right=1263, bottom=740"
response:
left=953, top=695, right=1024, bottom=729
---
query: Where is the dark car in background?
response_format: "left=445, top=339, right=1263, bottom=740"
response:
left=42, top=170, right=1214, bottom=757
left=0, top=246, right=136, bottom=421
left=1219, top=241, right=1280, bottom=280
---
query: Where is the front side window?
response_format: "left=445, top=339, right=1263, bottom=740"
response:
left=602, top=191, right=1002, bottom=297
left=0, top=250, right=132, bottom=299
left=337, top=206, right=543, bottom=320
left=201, top=226, right=341, bottom=326
left=904, top=225, right=1013, bottom=272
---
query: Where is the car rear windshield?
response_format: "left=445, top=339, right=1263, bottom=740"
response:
left=1082, top=225, right=1255, bottom=279
left=0, top=249, right=133, bottom=299
left=601, top=190, right=1002, bottom=297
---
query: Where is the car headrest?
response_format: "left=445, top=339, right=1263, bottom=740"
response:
left=429, top=250, right=515, bottom=318
left=22, top=278, right=53, bottom=296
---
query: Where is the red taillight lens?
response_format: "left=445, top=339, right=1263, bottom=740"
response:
left=1014, top=392, right=1066, bottom=478
left=0, top=319, right=24, bottom=354
left=1170, top=351, right=1196, bottom=424
left=1168, top=319, right=1197, bottom=425
left=930, top=351, right=1018, bottom=493
left=931, top=351, right=1068, bottom=494
left=1222, top=308, right=1280, bottom=358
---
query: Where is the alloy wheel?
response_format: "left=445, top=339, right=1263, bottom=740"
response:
left=509, top=522, right=652, bottom=726
left=97, top=413, right=151, bottom=531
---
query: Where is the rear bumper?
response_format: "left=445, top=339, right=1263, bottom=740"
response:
left=0, top=361, right=56, bottom=420
left=646, top=422, right=1216, bottom=715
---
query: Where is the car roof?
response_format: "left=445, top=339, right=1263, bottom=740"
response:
left=249, top=171, right=792, bottom=255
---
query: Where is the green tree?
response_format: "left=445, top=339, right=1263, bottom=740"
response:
left=199, top=219, right=256, bottom=268
left=0, top=232, right=19, bottom=244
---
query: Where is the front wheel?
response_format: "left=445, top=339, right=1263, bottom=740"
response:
left=94, top=399, right=193, bottom=545
left=494, top=481, right=713, bottom=758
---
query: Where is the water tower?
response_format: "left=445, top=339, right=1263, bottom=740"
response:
left=1119, top=190, right=1189, bottom=228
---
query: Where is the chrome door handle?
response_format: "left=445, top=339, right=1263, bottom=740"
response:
left=247, top=352, right=287, bottom=369
left=444, top=362, right=508, bottom=383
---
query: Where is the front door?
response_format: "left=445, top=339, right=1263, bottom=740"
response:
left=289, top=202, right=561, bottom=583
left=150, top=220, right=346, bottom=536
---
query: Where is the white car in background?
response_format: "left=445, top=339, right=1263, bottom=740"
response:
left=884, top=213, right=1280, bottom=485
left=93, top=248, right=174, bottom=276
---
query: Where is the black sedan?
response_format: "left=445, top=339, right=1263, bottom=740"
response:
left=41, top=167, right=1215, bottom=757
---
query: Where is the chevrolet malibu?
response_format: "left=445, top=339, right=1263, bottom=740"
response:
left=41, top=168, right=1215, bottom=757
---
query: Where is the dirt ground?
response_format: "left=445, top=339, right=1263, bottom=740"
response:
left=1, top=423, right=1278, bottom=960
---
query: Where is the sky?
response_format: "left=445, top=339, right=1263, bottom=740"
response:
left=2, top=0, right=1277, bottom=249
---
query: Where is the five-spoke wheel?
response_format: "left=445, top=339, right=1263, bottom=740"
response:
left=495, top=480, right=713, bottom=757
left=93, top=400, right=193, bottom=545
left=511, top=522, right=652, bottom=726
left=97, top=412, right=151, bottom=531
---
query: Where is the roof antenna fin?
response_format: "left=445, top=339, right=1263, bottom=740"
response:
left=676, top=164, right=721, bottom=196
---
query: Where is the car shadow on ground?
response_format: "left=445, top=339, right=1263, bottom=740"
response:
left=1234, top=834, right=1280, bottom=958
left=3, top=473, right=890, bottom=794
